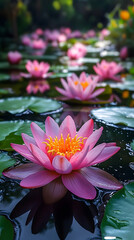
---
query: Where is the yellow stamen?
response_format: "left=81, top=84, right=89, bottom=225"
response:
left=34, top=66, right=39, bottom=71
left=74, top=81, right=89, bottom=90
left=44, top=133, right=87, bottom=159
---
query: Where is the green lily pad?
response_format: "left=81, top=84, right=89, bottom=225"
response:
left=91, top=107, right=134, bottom=128
left=0, top=120, right=45, bottom=151
left=0, top=74, right=10, bottom=81
left=0, top=152, right=16, bottom=176
left=0, top=97, right=62, bottom=114
left=98, top=75, right=134, bottom=91
left=0, top=215, right=14, bottom=240
left=101, top=182, right=134, bottom=240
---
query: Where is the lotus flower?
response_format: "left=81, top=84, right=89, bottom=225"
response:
left=26, top=80, right=50, bottom=94
left=99, top=29, right=110, bottom=40
left=22, top=60, right=51, bottom=78
left=56, top=72, right=105, bottom=101
left=3, top=116, right=122, bottom=200
left=30, top=39, right=47, bottom=49
left=120, top=46, right=128, bottom=60
left=67, top=43, right=87, bottom=60
left=21, top=35, right=31, bottom=46
left=93, top=60, right=123, bottom=82
left=7, top=51, right=22, bottom=65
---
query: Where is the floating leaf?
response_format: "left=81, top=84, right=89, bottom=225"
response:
left=91, top=107, right=134, bottom=128
left=101, top=182, right=134, bottom=240
left=0, top=74, right=10, bottom=81
left=0, top=152, right=16, bottom=176
left=0, top=215, right=14, bottom=240
left=0, top=120, right=45, bottom=151
left=0, top=97, right=62, bottom=114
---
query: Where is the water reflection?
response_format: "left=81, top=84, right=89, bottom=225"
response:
left=10, top=188, right=98, bottom=239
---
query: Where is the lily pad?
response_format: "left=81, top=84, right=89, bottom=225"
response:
left=0, top=215, right=14, bottom=240
left=91, top=107, right=134, bottom=128
left=0, top=97, right=62, bottom=114
left=0, top=120, right=45, bottom=151
left=98, top=75, right=134, bottom=91
left=0, top=74, right=10, bottom=81
left=0, top=152, right=16, bottom=176
left=101, top=182, right=134, bottom=240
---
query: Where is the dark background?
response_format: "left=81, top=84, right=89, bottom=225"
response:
left=0, top=0, right=132, bottom=39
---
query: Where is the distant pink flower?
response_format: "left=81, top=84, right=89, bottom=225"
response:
left=68, top=30, right=82, bottom=39
left=93, top=60, right=123, bottom=82
left=21, top=35, right=31, bottom=46
left=7, top=51, right=22, bottom=65
left=35, top=28, right=44, bottom=35
left=120, top=46, right=128, bottom=60
left=67, top=43, right=87, bottom=60
left=3, top=115, right=122, bottom=200
left=83, top=30, right=96, bottom=39
left=56, top=72, right=105, bottom=101
left=57, top=34, right=67, bottom=43
left=22, top=60, right=51, bottom=79
left=30, top=39, right=47, bottom=49
left=26, top=80, right=50, bottom=94
left=44, top=29, right=60, bottom=42
left=99, top=29, right=110, bottom=40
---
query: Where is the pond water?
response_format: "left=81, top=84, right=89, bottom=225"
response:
left=0, top=40, right=134, bottom=240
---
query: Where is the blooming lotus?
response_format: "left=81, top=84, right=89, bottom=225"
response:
left=7, top=51, right=22, bottom=65
left=3, top=116, right=122, bottom=200
left=99, top=29, right=110, bottom=40
left=26, top=80, right=50, bottom=94
left=56, top=72, right=105, bottom=101
left=93, top=60, right=123, bottom=82
left=67, top=42, right=87, bottom=60
left=23, top=60, right=51, bottom=78
left=30, top=39, right=47, bottom=49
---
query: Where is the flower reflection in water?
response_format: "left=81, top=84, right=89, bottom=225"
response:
left=10, top=188, right=99, bottom=239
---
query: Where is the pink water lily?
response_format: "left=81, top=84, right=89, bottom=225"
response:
left=7, top=51, right=22, bottom=65
left=30, top=39, right=47, bottom=49
left=22, top=60, right=51, bottom=78
left=3, top=116, right=122, bottom=200
left=67, top=42, right=87, bottom=60
left=93, top=60, right=123, bottom=82
left=56, top=72, right=105, bottom=101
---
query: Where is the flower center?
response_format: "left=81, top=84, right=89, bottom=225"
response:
left=74, top=81, right=89, bottom=90
left=44, top=133, right=86, bottom=159
left=34, top=66, right=39, bottom=71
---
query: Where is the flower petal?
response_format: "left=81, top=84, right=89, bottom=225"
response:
left=3, top=163, right=43, bottom=180
left=59, top=115, right=76, bottom=138
left=77, top=119, right=94, bottom=138
left=20, top=169, right=60, bottom=188
left=45, top=116, right=60, bottom=138
left=79, top=143, right=106, bottom=168
left=85, top=127, right=103, bottom=150
left=70, top=146, right=89, bottom=169
left=90, top=145, right=120, bottom=165
left=30, top=122, right=46, bottom=151
left=21, top=133, right=37, bottom=150
left=52, top=155, right=72, bottom=174
left=11, top=143, right=39, bottom=164
left=62, top=171, right=96, bottom=199
left=42, top=178, right=67, bottom=204
left=81, top=167, right=123, bottom=190
left=30, top=143, right=53, bottom=170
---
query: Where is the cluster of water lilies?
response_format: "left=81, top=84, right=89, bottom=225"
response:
left=3, top=24, right=129, bottom=204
